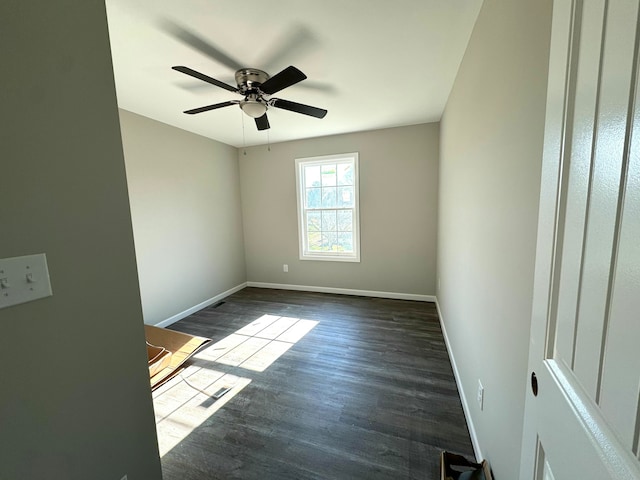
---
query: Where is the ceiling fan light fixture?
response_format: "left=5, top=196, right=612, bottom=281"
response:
left=240, top=98, right=267, bottom=118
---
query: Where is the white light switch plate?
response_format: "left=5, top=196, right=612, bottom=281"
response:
left=0, top=254, right=53, bottom=309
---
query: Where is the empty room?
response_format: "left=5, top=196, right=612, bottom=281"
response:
left=2, top=1, right=640, bottom=479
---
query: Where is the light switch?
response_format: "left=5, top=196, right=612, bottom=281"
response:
left=0, top=254, right=53, bottom=310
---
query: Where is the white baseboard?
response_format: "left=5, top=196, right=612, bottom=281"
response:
left=151, top=281, right=432, bottom=329
left=436, top=298, right=483, bottom=462
left=246, top=281, right=435, bottom=302
left=153, top=282, right=248, bottom=328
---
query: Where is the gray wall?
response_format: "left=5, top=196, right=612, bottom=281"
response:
left=437, top=0, right=552, bottom=478
left=0, top=2, right=161, bottom=479
left=239, top=124, right=439, bottom=296
left=119, top=110, right=246, bottom=325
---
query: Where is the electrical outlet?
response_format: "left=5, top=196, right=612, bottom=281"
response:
left=283, top=264, right=288, bottom=273
left=477, top=380, right=484, bottom=411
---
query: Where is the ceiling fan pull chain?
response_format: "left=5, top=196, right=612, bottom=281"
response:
left=241, top=110, right=247, bottom=155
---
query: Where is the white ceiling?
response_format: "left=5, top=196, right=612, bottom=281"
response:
left=105, top=0, right=482, bottom=147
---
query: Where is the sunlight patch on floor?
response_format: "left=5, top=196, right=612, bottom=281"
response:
left=195, top=315, right=319, bottom=372
left=154, top=364, right=251, bottom=457
left=154, top=314, right=318, bottom=457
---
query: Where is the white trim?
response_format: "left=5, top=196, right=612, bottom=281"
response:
left=247, top=281, right=435, bottom=302
left=436, top=298, right=482, bottom=462
left=151, top=282, right=248, bottom=328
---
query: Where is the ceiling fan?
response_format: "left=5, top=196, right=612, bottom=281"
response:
left=172, top=64, right=328, bottom=131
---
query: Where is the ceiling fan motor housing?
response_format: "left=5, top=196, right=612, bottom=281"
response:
left=235, top=68, right=270, bottom=118
left=235, top=68, right=270, bottom=94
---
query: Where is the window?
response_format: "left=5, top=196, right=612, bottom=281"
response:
left=295, top=153, right=360, bottom=262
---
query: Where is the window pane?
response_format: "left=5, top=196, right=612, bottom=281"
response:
left=297, top=153, right=358, bottom=261
left=337, top=232, right=353, bottom=252
left=321, top=187, right=337, bottom=208
left=321, top=164, right=337, bottom=186
left=306, top=188, right=321, bottom=208
left=337, top=186, right=354, bottom=207
left=308, top=232, right=322, bottom=251
left=304, top=165, right=321, bottom=189
left=322, top=210, right=337, bottom=232
left=337, top=163, right=353, bottom=186
left=323, top=232, right=337, bottom=251
left=307, top=211, right=321, bottom=232
left=337, top=210, right=352, bottom=231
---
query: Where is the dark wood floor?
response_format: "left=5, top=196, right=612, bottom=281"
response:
left=154, top=288, right=474, bottom=480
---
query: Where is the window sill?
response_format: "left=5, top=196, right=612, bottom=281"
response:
left=300, top=254, right=360, bottom=263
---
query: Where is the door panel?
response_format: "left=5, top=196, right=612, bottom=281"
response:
left=572, top=0, right=639, bottom=400
left=520, top=0, right=640, bottom=478
left=552, top=0, right=604, bottom=371
left=598, top=104, right=640, bottom=449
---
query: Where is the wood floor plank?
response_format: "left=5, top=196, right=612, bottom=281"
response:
left=156, top=288, right=474, bottom=479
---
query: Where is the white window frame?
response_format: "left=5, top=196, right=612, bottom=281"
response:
left=295, top=152, right=360, bottom=262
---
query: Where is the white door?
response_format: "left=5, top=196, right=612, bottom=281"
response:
left=520, top=0, right=640, bottom=479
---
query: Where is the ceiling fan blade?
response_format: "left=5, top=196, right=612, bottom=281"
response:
left=260, top=24, right=318, bottom=73
left=173, top=66, right=238, bottom=93
left=255, top=113, right=270, bottom=131
left=177, top=74, right=237, bottom=93
left=260, top=66, right=307, bottom=95
left=161, top=20, right=244, bottom=71
left=271, top=98, right=327, bottom=119
left=184, top=100, right=237, bottom=115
